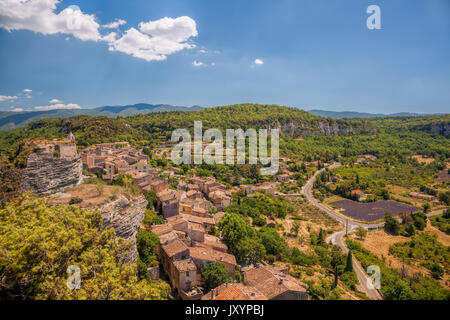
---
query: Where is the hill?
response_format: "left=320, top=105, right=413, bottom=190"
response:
left=0, top=103, right=204, bottom=131
left=0, top=104, right=448, bottom=163
left=308, top=110, right=423, bottom=119
left=0, top=104, right=371, bottom=158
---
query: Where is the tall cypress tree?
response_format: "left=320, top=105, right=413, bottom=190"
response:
left=345, top=250, right=353, bottom=272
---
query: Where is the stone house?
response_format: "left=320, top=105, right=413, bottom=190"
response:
left=242, top=264, right=308, bottom=300
left=202, top=283, right=267, bottom=300
left=208, top=190, right=231, bottom=210
left=189, top=246, right=237, bottom=279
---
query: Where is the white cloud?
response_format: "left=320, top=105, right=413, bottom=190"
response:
left=0, top=1, right=102, bottom=41
left=108, top=16, right=198, bottom=62
left=103, top=19, right=126, bottom=29
left=139, top=16, right=197, bottom=42
left=11, top=107, right=23, bottom=112
left=49, top=98, right=63, bottom=104
left=23, top=89, right=32, bottom=93
left=0, top=1, right=198, bottom=62
left=34, top=103, right=81, bottom=111
left=0, top=95, right=17, bottom=102
left=198, top=49, right=208, bottom=54
left=254, top=59, right=264, bottom=65
left=192, top=60, right=204, bottom=67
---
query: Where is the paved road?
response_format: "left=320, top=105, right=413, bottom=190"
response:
left=302, top=163, right=383, bottom=300
left=300, top=163, right=446, bottom=300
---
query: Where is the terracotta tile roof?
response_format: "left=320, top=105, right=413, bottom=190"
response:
left=192, top=207, right=207, bottom=215
left=202, top=283, right=267, bottom=300
left=189, top=246, right=236, bottom=266
left=159, top=231, right=180, bottom=245
left=188, top=222, right=206, bottom=232
left=173, top=259, right=197, bottom=272
left=150, top=223, right=173, bottom=236
left=242, top=264, right=308, bottom=299
left=180, top=214, right=215, bottom=226
left=186, top=190, right=199, bottom=197
left=157, top=190, right=176, bottom=202
left=162, top=240, right=188, bottom=258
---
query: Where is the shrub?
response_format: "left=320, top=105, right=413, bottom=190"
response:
left=341, top=271, right=358, bottom=290
left=69, top=197, right=83, bottom=205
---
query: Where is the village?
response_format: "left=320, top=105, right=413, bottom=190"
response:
left=18, top=134, right=448, bottom=302
left=80, top=141, right=310, bottom=300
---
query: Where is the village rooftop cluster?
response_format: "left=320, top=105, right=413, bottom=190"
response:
left=81, top=142, right=309, bottom=300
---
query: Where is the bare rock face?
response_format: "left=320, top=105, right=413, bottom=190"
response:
left=276, top=120, right=359, bottom=136
left=99, top=194, right=147, bottom=264
left=413, top=122, right=450, bottom=137
left=21, top=153, right=83, bottom=196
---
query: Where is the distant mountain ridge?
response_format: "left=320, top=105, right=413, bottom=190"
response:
left=307, top=109, right=432, bottom=119
left=0, top=104, right=204, bottom=131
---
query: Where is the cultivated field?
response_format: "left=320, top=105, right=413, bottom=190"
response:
left=331, top=200, right=421, bottom=222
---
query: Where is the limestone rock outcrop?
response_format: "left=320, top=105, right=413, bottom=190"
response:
left=99, top=194, right=147, bottom=264
left=21, top=151, right=83, bottom=196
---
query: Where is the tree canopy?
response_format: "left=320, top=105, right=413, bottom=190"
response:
left=0, top=195, right=169, bottom=300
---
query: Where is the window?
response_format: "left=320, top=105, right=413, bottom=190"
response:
left=186, top=272, right=190, bottom=277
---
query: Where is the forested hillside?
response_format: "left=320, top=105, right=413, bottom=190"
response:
left=0, top=104, right=448, bottom=163
left=0, top=103, right=203, bottom=131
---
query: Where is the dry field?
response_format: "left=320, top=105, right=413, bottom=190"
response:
left=350, top=228, right=450, bottom=288
left=47, top=184, right=126, bottom=208
left=281, top=198, right=342, bottom=254
left=412, top=155, right=435, bottom=165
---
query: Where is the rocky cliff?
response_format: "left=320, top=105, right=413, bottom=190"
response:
left=99, top=194, right=147, bottom=264
left=412, top=122, right=450, bottom=138
left=21, top=153, right=83, bottom=196
left=277, top=120, right=364, bottom=136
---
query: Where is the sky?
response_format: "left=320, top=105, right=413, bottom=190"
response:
left=0, top=0, right=449, bottom=114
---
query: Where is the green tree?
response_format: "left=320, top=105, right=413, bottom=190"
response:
left=136, top=229, right=159, bottom=266
left=291, top=221, right=300, bottom=237
left=0, top=195, right=169, bottom=300
left=258, top=227, right=286, bottom=256
left=355, top=227, right=367, bottom=240
left=201, top=262, right=231, bottom=292
left=218, top=213, right=257, bottom=252
left=142, top=210, right=164, bottom=227
left=235, top=237, right=266, bottom=266
left=384, top=213, right=402, bottom=235
left=145, top=190, right=158, bottom=210
left=0, top=157, right=21, bottom=207
left=383, top=277, right=414, bottom=300
left=439, top=192, right=450, bottom=205
left=345, top=250, right=353, bottom=272
left=430, top=263, right=444, bottom=280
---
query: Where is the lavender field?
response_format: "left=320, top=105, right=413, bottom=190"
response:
left=331, top=200, right=421, bottom=222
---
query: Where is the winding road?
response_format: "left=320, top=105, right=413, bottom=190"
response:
left=300, top=163, right=445, bottom=300
left=301, top=163, right=383, bottom=300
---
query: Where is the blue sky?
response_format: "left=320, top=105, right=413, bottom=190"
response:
left=0, top=0, right=449, bottom=113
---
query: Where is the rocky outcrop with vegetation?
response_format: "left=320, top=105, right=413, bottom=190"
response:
left=99, top=194, right=147, bottom=264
